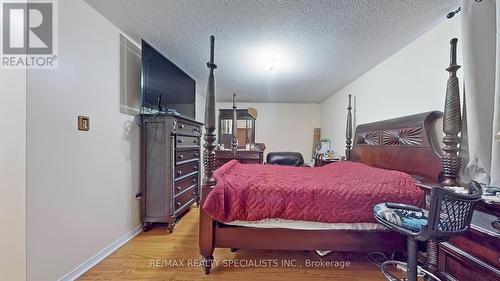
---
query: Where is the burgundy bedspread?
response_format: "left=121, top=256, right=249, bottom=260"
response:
left=203, top=160, right=424, bottom=223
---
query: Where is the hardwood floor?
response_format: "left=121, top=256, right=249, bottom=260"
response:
left=79, top=208, right=390, bottom=281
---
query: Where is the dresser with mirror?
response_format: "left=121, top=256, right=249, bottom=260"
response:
left=218, top=108, right=256, bottom=149
left=215, top=94, right=265, bottom=169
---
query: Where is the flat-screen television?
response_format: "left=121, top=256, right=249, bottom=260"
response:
left=141, top=40, right=196, bottom=118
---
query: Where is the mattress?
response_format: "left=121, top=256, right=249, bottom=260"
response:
left=224, top=218, right=386, bottom=230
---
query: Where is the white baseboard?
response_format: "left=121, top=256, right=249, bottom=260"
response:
left=58, top=225, right=142, bottom=281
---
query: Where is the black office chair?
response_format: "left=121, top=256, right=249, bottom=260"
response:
left=373, top=181, right=482, bottom=281
left=266, top=152, right=304, bottom=166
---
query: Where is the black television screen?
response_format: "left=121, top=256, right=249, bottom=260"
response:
left=141, top=40, right=195, bottom=118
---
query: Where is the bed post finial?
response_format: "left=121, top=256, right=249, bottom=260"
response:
left=203, top=35, right=218, bottom=188
left=441, top=38, right=462, bottom=186
left=345, top=94, right=353, bottom=161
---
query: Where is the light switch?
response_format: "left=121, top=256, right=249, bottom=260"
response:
left=78, top=116, right=90, bottom=131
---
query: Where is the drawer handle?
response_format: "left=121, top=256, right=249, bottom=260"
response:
left=194, top=153, right=199, bottom=157
left=178, top=155, right=184, bottom=159
left=178, top=139, right=184, bottom=143
left=492, top=221, right=500, bottom=231
left=193, top=139, right=198, bottom=144
left=176, top=202, right=181, bottom=208
left=192, top=191, right=196, bottom=196
left=177, top=171, right=182, bottom=176
left=193, top=165, right=198, bottom=170
left=193, top=128, right=199, bottom=132
left=193, top=178, right=197, bottom=183
left=179, top=124, right=185, bottom=129
left=176, top=186, right=182, bottom=191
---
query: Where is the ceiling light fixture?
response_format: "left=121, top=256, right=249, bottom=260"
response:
left=247, top=44, right=295, bottom=74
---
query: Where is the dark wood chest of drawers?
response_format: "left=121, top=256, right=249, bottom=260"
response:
left=437, top=202, right=500, bottom=281
left=215, top=149, right=264, bottom=169
left=140, top=114, right=203, bottom=232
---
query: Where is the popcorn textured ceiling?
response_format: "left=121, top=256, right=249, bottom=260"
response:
left=85, top=0, right=458, bottom=103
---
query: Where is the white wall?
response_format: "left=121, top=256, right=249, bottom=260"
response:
left=25, top=1, right=208, bottom=280
left=0, top=69, right=27, bottom=280
left=26, top=0, right=141, bottom=280
left=216, top=102, right=321, bottom=163
left=320, top=17, right=462, bottom=153
left=196, top=92, right=206, bottom=125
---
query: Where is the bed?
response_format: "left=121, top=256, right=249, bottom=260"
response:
left=198, top=36, right=461, bottom=274
left=204, top=160, right=425, bottom=224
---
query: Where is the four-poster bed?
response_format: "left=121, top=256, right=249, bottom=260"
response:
left=199, top=36, right=463, bottom=275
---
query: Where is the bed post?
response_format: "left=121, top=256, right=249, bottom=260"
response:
left=425, top=38, right=463, bottom=279
left=200, top=35, right=217, bottom=274
left=231, top=93, right=238, bottom=155
left=441, top=38, right=462, bottom=186
left=345, top=94, right=353, bottom=161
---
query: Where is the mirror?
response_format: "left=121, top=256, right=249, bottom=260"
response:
left=236, top=119, right=254, bottom=146
left=218, top=109, right=256, bottom=149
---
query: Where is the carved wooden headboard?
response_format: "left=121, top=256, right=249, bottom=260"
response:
left=351, top=111, right=443, bottom=183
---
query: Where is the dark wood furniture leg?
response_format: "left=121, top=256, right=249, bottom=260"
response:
left=142, top=222, right=152, bottom=232
left=425, top=240, right=439, bottom=280
left=200, top=206, right=214, bottom=274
